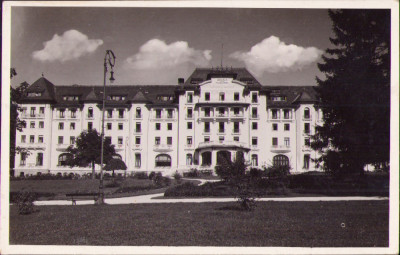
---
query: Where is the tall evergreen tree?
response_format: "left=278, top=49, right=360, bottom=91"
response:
left=66, top=129, right=116, bottom=179
left=312, top=9, right=390, bottom=176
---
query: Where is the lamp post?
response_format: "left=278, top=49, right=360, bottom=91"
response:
left=98, top=50, right=116, bottom=204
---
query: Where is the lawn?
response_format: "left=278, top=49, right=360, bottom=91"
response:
left=9, top=200, right=388, bottom=246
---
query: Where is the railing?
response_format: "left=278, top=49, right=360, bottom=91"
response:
left=86, top=114, right=94, bottom=119
left=233, top=129, right=240, bottom=134
left=22, top=113, right=45, bottom=118
left=251, top=114, right=259, bottom=119
left=135, top=129, right=142, bottom=133
left=204, top=129, right=210, bottom=133
left=271, top=145, right=291, bottom=149
left=218, top=129, right=225, bottom=133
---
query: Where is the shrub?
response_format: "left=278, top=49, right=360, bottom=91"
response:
left=173, top=171, right=182, bottom=184
left=184, top=168, right=199, bottom=178
left=153, top=173, right=164, bottom=187
left=264, top=165, right=290, bottom=180
left=200, top=169, right=213, bottom=176
left=249, top=168, right=263, bottom=178
left=163, top=177, right=172, bottom=187
left=15, top=191, right=36, bottom=215
left=104, top=181, right=121, bottom=188
left=149, top=171, right=156, bottom=180
left=134, top=172, right=149, bottom=180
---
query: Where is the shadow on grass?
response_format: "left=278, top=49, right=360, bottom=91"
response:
left=217, top=205, right=248, bottom=211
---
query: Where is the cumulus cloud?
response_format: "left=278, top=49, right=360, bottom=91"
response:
left=125, top=39, right=212, bottom=70
left=32, top=29, right=103, bottom=62
left=230, top=36, right=322, bottom=76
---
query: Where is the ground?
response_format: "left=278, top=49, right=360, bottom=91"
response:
left=10, top=200, right=388, bottom=246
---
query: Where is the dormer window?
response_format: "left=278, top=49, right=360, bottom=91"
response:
left=63, top=95, right=80, bottom=101
left=205, top=92, right=210, bottom=101
left=27, top=92, right=42, bottom=97
left=59, top=109, right=65, bottom=118
left=187, top=92, right=193, bottom=103
left=251, top=92, right=258, bottom=103
left=107, top=95, right=126, bottom=101
left=234, top=92, right=240, bottom=101
left=219, top=92, right=225, bottom=101
left=271, top=96, right=287, bottom=102
left=304, top=108, right=310, bottom=119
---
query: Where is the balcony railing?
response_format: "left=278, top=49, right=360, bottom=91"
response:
left=251, top=114, right=259, bottom=119
left=22, top=113, right=45, bottom=118
left=204, top=129, right=210, bottom=133
left=218, top=129, right=225, bottom=133
left=233, top=129, right=240, bottom=134
left=135, top=129, right=142, bottom=133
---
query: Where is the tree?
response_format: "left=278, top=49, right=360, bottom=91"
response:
left=104, top=158, right=127, bottom=177
left=10, top=68, right=29, bottom=173
left=312, top=9, right=390, bottom=177
left=66, top=129, right=116, bottom=179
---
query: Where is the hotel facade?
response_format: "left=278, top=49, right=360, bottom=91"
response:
left=14, top=67, right=322, bottom=177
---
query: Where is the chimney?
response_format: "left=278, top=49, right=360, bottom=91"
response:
left=178, top=78, right=184, bottom=85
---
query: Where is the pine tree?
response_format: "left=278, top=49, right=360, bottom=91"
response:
left=312, top=9, right=390, bottom=176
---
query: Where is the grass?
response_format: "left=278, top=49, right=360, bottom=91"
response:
left=9, top=200, right=388, bottom=246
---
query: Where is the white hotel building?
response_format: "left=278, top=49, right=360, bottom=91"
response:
left=14, top=67, right=323, bottom=177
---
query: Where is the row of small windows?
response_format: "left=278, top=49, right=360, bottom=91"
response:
left=22, top=107, right=45, bottom=117
left=187, top=92, right=258, bottom=103
left=155, top=123, right=173, bottom=131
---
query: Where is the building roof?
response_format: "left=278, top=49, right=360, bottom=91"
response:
left=265, top=86, right=319, bottom=107
left=22, top=77, right=56, bottom=102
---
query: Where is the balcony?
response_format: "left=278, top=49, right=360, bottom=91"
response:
left=218, top=129, right=225, bottom=134
left=153, top=144, right=173, bottom=152
left=134, top=129, right=142, bottom=134
left=271, top=145, right=291, bottom=153
left=250, top=114, right=259, bottom=120
left=86, top=114, right=94, bottom=119
left=197, top=140, right=249, bottom=150
left=186, top=114, right=193, bottom=119
left=233, top=129, right=240, bottom=134
left=135, top=114, right=142, bottom=119
left=22, top=113, right=45, bottom=119
left=303, top=115, right=312, bottom=121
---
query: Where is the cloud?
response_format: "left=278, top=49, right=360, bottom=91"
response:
left=230, top=36, right=322, bottom=76
left=32, top=30, right=103, bottom=62
left=125, top=39, right=212, bottom=70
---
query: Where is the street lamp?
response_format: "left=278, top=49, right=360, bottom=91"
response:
left=98, top=50, right=116, bottom=204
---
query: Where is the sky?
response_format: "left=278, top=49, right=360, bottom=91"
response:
left=11, top=7, right=334, bottom=87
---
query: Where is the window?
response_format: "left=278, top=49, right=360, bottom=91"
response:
left=304, top=123, right=310, bottom=134
left=118, top=109, right=124, bottom=118
left=20, top=152, right=27, bottom=166
left=30, top=121, right=35, bottom=128
left=204, top=122, right=210, bottom=133
left=136, top=123, right=141, bottom=133
left=136, top=108, right=141, bottom=118
left=167, top=123, right=173, bottom=130
left=305, top=138, right=311, bottom=147
left=30, top=135, right=34, bottom=143
left=233, top=107, right=240, bottom=115
left=187, top=136, right=192, bottom=145
left=284, top=137, right=290, bottom=147
left=38, top=135, right=44, bottom=143
left=233, top=136, right=239, bottom=142
left=118, top=123, right=123, bottom=130
left=156, top=109, right=162, bottom=118
left=58, top=122, right=64, bottom=130
left=252, top=137, right=258, bottom=146
left=284, top=109, right=290, bottom=119
left=36, top=153, right=44, bottom=165
left=30, top=107, right=36, bottom=117
left=59, top=109, right=65, bottom=118
left=205, top=108, right=211, bottom=117
left=251, top=155, right=258, bottom=167
left=218, top=108, right=225, bottom=116
left=219, top=92, right=225, bottom=101
left=252, top=92, right=258, bottom=103
left=273, top=155, right=289, bottom=167
left=105, top=136, right=112, bottom=144
left=272, top=109, right=278, bottom=119
left=252, top=107, right=258, bottom=118
left=234, top=92, right=240, bottom=101
left=71, top=109, right=77, bottom=118
left=205, top=92, right=210, bottom=101
left=252, top=122, right=258, bottom=130
left=186, top=154, right=193, bottom=165
left=58, top=153, right=71, bottom=166
left=106, top=109, right=112, bottom=118
left=107, top=123, right=112, bottom=130
left=39, top=107, right=45, bottom=115
left=167, top=109, right=173, bottom=118
left=155, top=137, right=161, bottom=145
left=21, top=135, right=26, bottom=143
left=187, top=122, right=192, bottom=130
left=167, top=137, right=173, bottom=145
left=135, top=153, right=141, bottom=168
left=234, top=122, right=240, bottom=133
left=272, top=123, right=278, bottom=131
left=118, top=137, right=123, bottom=145
left=39, top=121, right=44, bottom=128
left=135, top=136, right=141, bottom=145
left=70, top=136, right=75, bottom=144
left=219, top=136, right=225, bottom=142
left=58, top=136, right=63, bottom=144
left=219, top=122, right=225, bottom=133
left=204, top=136, right=210, bottom=142
left=304, top=108, right=310, bottom=119
left=70, top=122, right=75, bottom=130
left=187, top=108, right=193, bottom=118
left=272, top=137, right=278, bottom=146
left=155, top=123, right=161, bottom=130
left=155, top=154, right=171, bottom=167
left=284, top=124, right=290, bottom=131
left=88, top=122, right=93, bottom=130
left=88, top=107, right=93, bottom=118
left=187, top=92, right=193, bottom=103
left=304, top=154, right=310, bottom=169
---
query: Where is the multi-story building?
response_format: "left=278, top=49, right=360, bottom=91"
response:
left=14, top=67, right=322, bottom=177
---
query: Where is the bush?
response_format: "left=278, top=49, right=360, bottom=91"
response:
left=264, top=165, right=290, bottom=180
left=173, top=171, right=182, bottom=184
left=14, top=191, right=36, bottom=215
left=134, top=172, right=149, bottom=180
left=184, top=168, right=199, bottom=178
left=104, top=181, right=121, bottom=188
left=153, top=173, right=164, bottom=187
left=149, top=171, right=156, bottom=180
left=115, top=185, right=155, bottom=193
left=249, top=168, right=263, bottom=178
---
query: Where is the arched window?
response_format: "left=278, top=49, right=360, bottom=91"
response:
left=201, top=152, right=212, bottom=166
left=304, top=107, right=310, bottom=119
left=155, top=154, right=171, bottom=167
left=186, top=154, right=193, bottom=166
left=88, top=107, right=93, bottom=118
left=58, top=153, right=72, bottom=166
left=273, top=155, right=289, bottom=167
left=251, top=154, right=258, bottom=167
